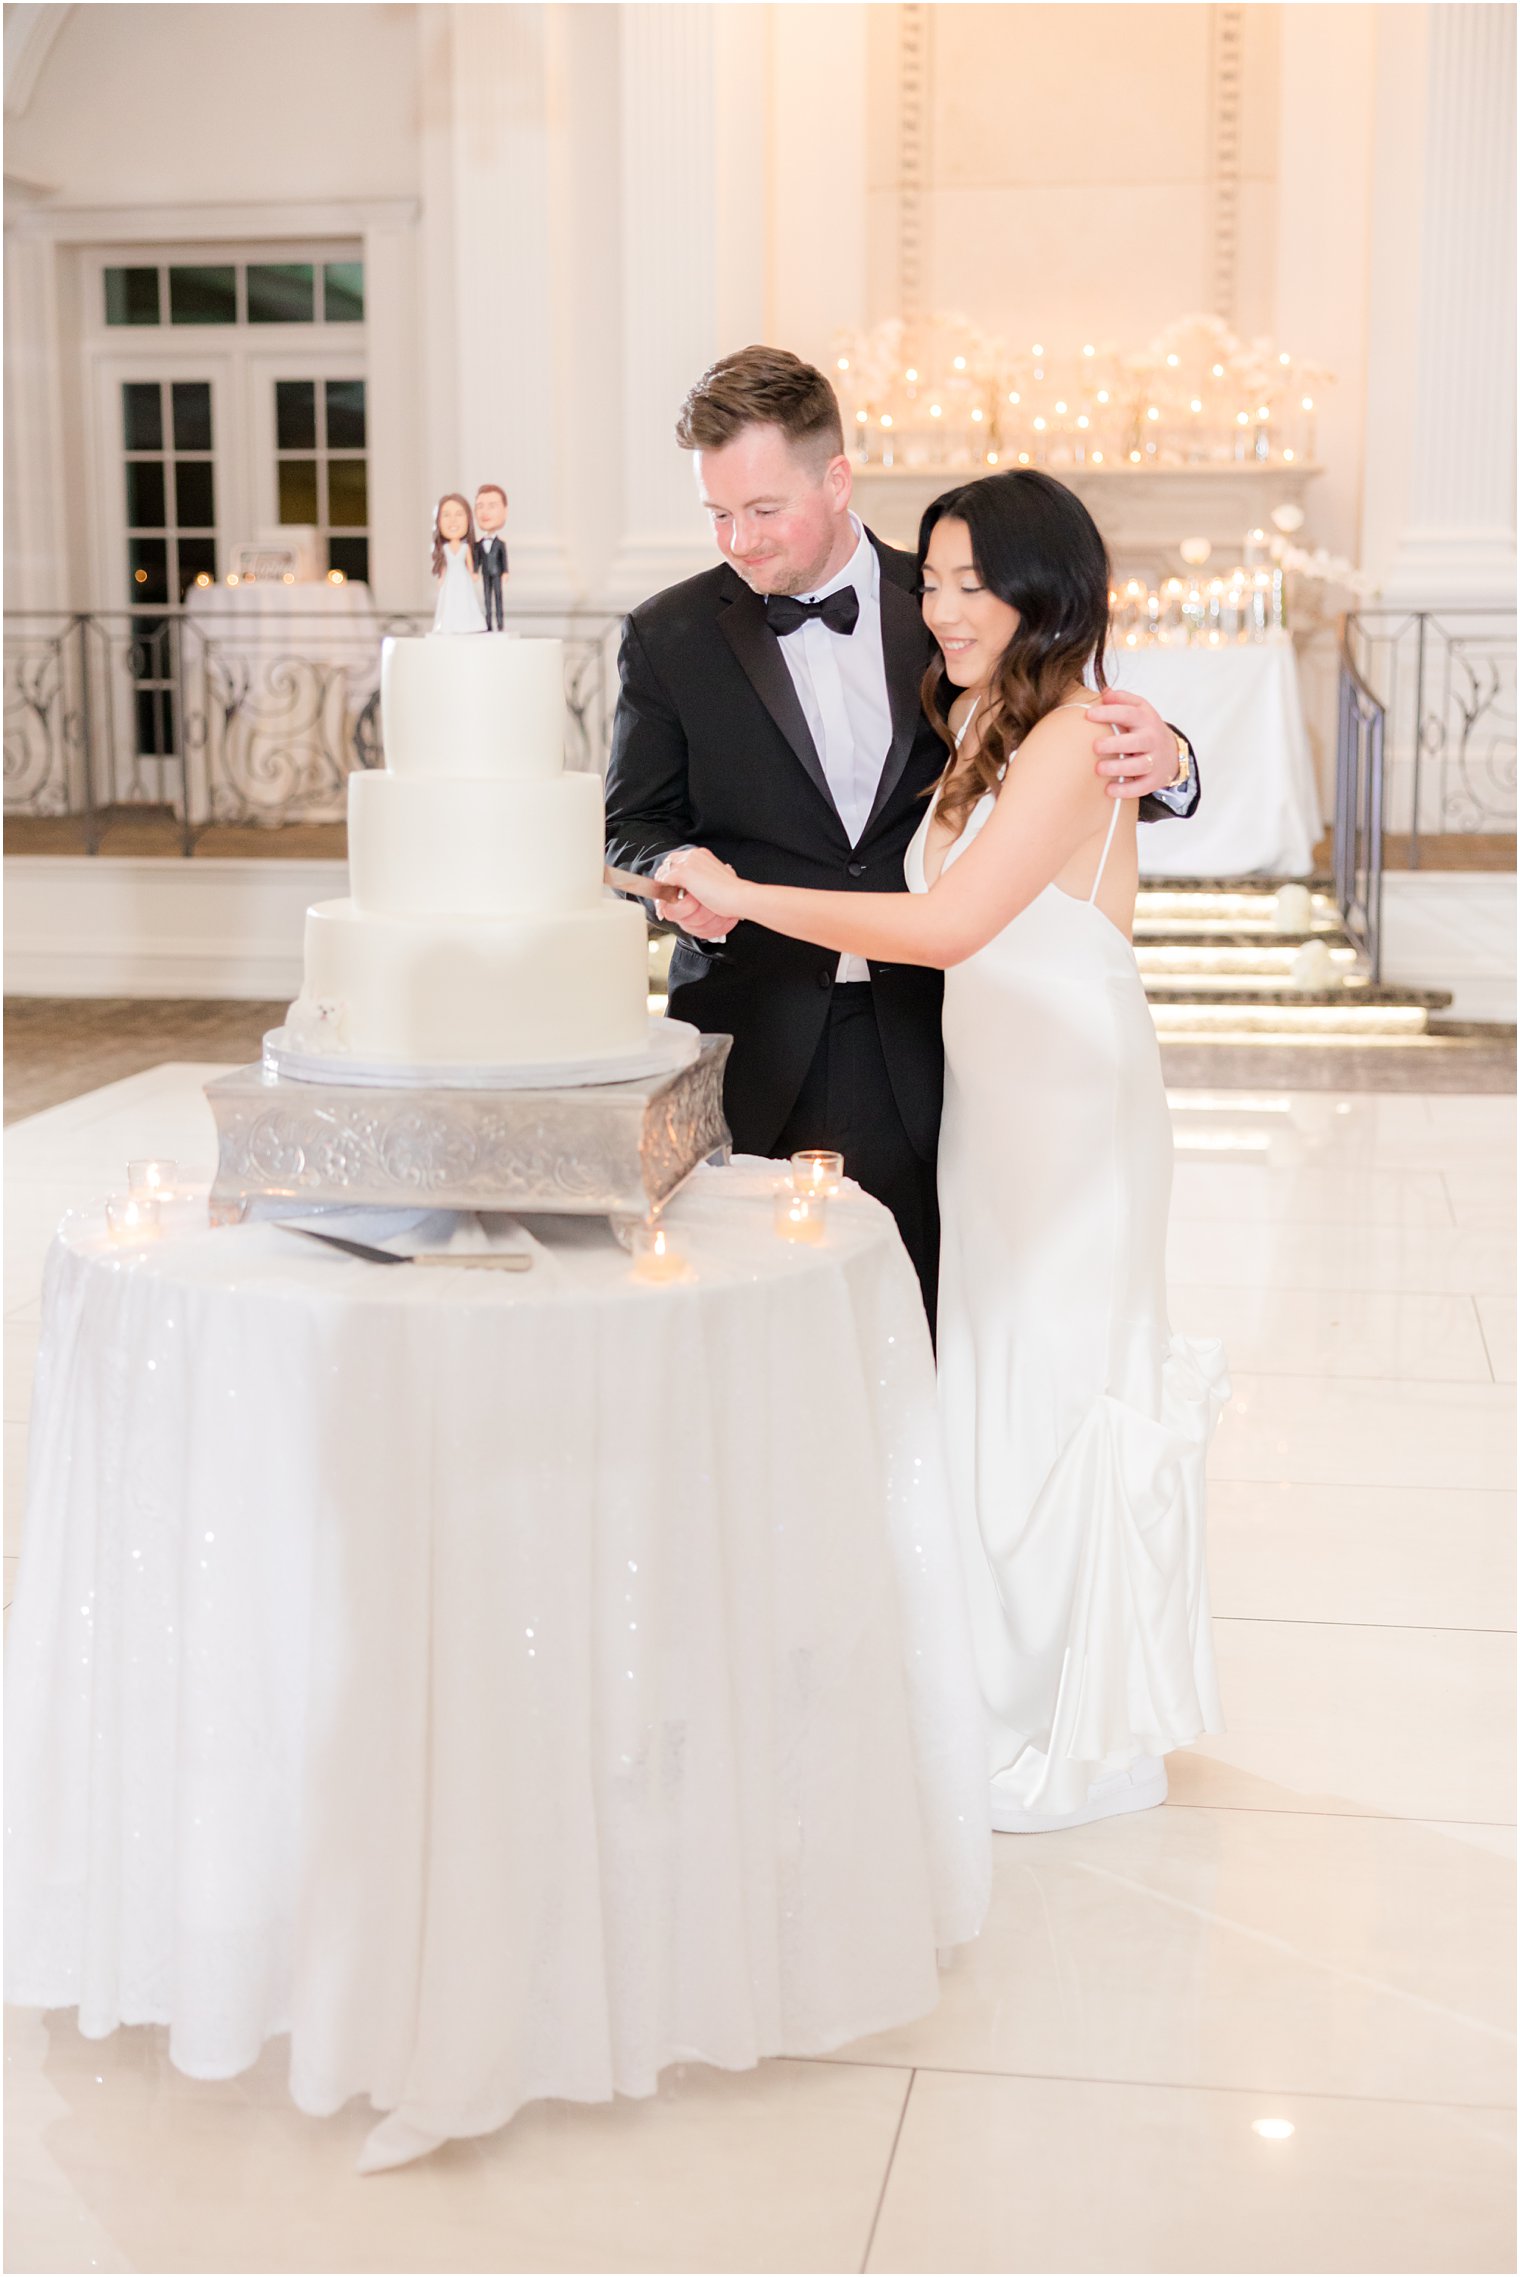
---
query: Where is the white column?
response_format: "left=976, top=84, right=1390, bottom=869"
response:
left=607, top=3, right=768, bottom=608
left=767, top=6, right=869, bottom=368
left=2, top=214, right=68, bottom=609
left=417, top=3, right=576, bottom=606
left=362, top=213, right=424, bottom=610
left=1364, top=3, right=1516, bottom=606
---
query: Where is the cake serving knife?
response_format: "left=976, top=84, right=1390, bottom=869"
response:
left=603, top=864, right=685, bottom=904
left=280, top=1225, right=532, bottom=1271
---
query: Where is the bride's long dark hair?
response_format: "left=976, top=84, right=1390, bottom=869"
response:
left=919, top=470, right=1111, bottom=837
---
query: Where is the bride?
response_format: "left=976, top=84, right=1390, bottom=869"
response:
left=667, top=469, right=1228, bottom=1836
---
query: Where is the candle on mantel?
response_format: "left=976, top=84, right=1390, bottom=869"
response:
left=106, top=1193, right=161, bottom=1247
left=629, top=1222, right=691, bottom=1284
left=128, top=1158, right=177, bottom=1199
left=774, top=1184, right=828, bottom=1245
left=790, top=1149, right=844, bottom=1198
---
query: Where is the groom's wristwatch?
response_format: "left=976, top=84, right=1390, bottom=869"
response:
left=1169, top=733, right=1192, bottom=789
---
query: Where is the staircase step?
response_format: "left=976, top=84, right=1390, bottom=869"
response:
left=1143, top=981, right=1451, bottom=1008
left=1150, top=999, right=1433, bottom=1038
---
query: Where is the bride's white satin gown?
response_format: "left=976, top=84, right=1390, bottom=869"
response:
left=906, top=755, right=1228, bottom=1823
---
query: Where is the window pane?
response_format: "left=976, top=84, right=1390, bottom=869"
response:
left=322, top=260, right=365, bottom=322
left=278, top=459, right=319, bottom=523
left=168, top=265, right=236, bottom=325
left=172, top=382, right=213, bottom=452
left=325, top=379, right=366, bottom=449
left=122, top=382, right=163, bottom=453
left=127, top=616, right=168, bottom=682
left=105, top=267, right=160, bottom=325
left=327, top=457, right=368, bottom=529
left=134, top=686, right=178, bottom=758
left=128, top=536, right=169, bottom=605
left=327, top=535, right=370, bottom=585
left=275, top=380, right=317, bottom=451
left=124, top=460, right=166, bottom=529
left=175, top=460, right=216, bottom=528
left=248, top=263, right=314, bottom=323
left=177, top=535, right=218, bottom=597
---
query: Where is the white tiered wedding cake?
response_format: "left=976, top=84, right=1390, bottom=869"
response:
left=284, top=636, right=650, bottom=1072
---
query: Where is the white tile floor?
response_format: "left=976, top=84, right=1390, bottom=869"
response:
left=4, top=1067, right=1515, bottom=2275
left=1381, top=871, right=1517, bottom=1025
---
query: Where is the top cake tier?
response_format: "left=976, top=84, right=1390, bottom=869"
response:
left=381, top=634, right=565, bottom=779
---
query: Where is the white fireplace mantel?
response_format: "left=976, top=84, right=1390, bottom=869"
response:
left=851, top=463, right=1323, bottom=580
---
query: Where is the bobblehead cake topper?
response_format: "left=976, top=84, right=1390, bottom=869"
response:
left=430, top=492, right=484, bottom=635
left=473, top=483, right=510, bottom=631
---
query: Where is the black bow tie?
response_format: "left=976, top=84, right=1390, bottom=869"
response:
left=764, top=587, right=860, bottom=638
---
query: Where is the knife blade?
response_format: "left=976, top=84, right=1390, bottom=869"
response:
left=604, top=863, right=684, bottom=905
left=281, top=1225, right=532, bottom=1270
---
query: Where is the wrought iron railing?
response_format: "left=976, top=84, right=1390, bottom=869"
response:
left=1335, top=608, right=1516, bottom=982
left=3, top=606, right=624, bottom=850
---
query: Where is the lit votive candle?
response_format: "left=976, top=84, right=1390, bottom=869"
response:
left=790, top=1149, right=844, bottom=1198
left=127, top=1158, right=176, bottom=1198
left=630, top=1222, right=691, bottom=1284
left=106, top=1192, right=161, bottom=1247
left=774, top=1183, right=828, bottom=1245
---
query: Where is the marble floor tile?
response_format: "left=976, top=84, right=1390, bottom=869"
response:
left=867, top=2071, right=1516, bottom=2275
left=5, top=1319, right=42, bottom=1423
left=1170, top=1161, right=1455, bottom=1227
left=1177, top=1619, right=1515, bottom=1825
left=1171, top=1284, right=1492, bottom=1381
left=4, top=2016, right=907, bottom=2277
left=1210, top=1372, right=1514, bottom=1491
left=1207, top=1480, right=1514, bottom=1629
left=1166, top=1217, right=1515, bottom=1297
left=1443, top=1171, right=1518, bottom=1232
left=6, top=1418, right=30, bottom=1556
left=843, top=1807, right=1513, bottom=2108
left=1476, top=1293, right=1517, bottom=1384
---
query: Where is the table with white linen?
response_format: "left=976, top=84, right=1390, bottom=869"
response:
left=1102, top=637, right=1323, bottom=879
left=182, top=578, right=381, bottom=825
left=4, top=1166, right=990, bottom=2170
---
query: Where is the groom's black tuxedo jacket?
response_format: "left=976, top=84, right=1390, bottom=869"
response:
left=604, top=531, right=1191, bottom=1164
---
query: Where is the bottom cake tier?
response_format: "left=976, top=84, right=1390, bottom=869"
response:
left=290, top=896, right=651, bottom=1067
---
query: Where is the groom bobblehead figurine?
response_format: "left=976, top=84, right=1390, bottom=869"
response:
left=605, top=348, right=1198, bottom=1317
left=473, top=483, right=510, bottom=630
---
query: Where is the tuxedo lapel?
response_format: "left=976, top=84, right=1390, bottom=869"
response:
left=716, top=578, right=841, bottom=821
left=865, top=554, right=933, bottom=834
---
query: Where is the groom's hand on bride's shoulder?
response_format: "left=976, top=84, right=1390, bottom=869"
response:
left=655, top=849, right=739, bottom=942
left=1085, top=691, right=1187, bottom=801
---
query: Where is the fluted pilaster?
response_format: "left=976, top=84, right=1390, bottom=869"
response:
left=1383, top=4, right=1516, bottom=604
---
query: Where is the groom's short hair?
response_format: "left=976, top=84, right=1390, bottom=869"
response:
left=676, top=347, right=844, bottom=470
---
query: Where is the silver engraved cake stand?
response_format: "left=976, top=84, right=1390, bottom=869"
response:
left=204, top=1030, right=733, bottom=1237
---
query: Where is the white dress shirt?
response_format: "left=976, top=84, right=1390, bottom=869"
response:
left=774, top=515, right=894, bottom=983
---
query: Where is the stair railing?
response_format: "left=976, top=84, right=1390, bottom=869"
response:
left=1335, top=624, right=1387, bottom=982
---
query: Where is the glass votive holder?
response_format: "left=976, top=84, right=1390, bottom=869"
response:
left=629, top=1220, right=691, bottom=1284
left=127, top=1158, right=177, bottom=1198
left=774, top=1182, right=828, bottom=1245
left=106, top=1192, right=161, bottom=1247
left=789, top=1149, right=845, bottom=1198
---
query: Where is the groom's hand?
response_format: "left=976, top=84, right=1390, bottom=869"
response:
left=656, top=849, right=739, bottom=941
left=1086, top=692, right=1185, bottom=800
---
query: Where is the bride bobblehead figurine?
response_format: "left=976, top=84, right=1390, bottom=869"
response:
left=431, top=493, right=486, bottom=634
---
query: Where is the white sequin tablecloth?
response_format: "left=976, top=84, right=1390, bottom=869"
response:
left=4, top=1165, right=990, bottom=2167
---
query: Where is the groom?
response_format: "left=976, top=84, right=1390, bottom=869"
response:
left=604, top=347, right=1198, bottom=1315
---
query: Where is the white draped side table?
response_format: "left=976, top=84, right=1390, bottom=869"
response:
left=3, top=1167, right=990, bottom=2169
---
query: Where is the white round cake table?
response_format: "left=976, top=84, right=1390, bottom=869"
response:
left=3, top=1166, right=990, bottom=2171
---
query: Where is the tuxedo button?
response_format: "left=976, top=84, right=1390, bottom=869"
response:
left=816, top=969, right=833, bottom=989
left=848, top=860, right=866, bottom=877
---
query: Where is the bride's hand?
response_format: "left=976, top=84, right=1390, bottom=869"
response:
left=664, top=846, right=748, bottom=919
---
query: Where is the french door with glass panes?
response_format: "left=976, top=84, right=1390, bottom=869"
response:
left=91, top=353, right=235, bottom=803
left=247, top=352, right=369, bottom=586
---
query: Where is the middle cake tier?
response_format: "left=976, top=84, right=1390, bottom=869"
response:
left=348, top=769, right=607, bottom=920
